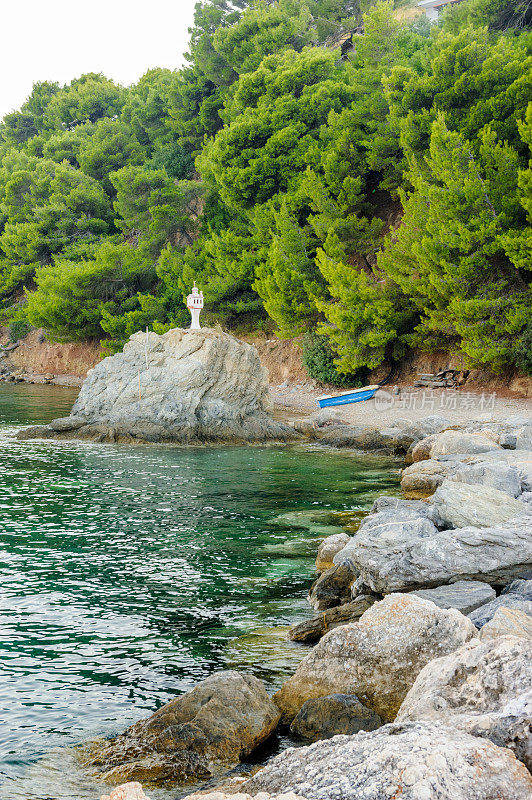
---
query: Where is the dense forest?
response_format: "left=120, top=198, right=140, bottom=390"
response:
left=0, top=0, right=531, bottom=381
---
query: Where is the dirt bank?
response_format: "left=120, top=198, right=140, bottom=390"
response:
left=0, top=328, right=101, bottom=384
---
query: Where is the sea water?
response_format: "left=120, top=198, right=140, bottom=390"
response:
left=0, top=384, right=400, bottom=799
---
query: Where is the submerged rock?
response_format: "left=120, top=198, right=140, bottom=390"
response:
left=19, top=329, right=294, bottom=444
left=273, top=594, right=477, bottom=722
left=290, top=694, right=382, bottom=741
left=83, top=671, right=280, bottom=784
left=241, top=721, right=532, bottom=800
left=397, top=637, right=532, bottom=770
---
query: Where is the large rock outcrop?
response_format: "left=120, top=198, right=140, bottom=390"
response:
left=335, top=509, right=532, bottom=593
left=429, top=430, right=501, bottom=458
left=84, top=671, right=280, bottom=784
left=18, top=329, right=293, bottom=444
left=273, top=594, right=477, bottom=722
left=240, top=722, right=532, bottom=800
left=397, top=637, right=532, bottom=770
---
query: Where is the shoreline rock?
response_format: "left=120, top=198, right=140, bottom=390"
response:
left=240, top=721, right=532, bottom=800
left=17, top=328, right=297, bottom=444
left=82, top=671, right=280, bottom=785
left=397, top=637, right=532, bottom=770
left=273, top=594, right=477, bottom=722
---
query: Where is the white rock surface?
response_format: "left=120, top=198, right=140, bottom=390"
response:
left=56, top=329, right=291, bottom=443
left=397, top=637, right=532, bottom=769
left=101, top=784, right=150, bottom=800
left=241, top=722, right=532, bottom=800
left=273, top=594, right=477, bottom=722
left=480, top=608, right=532, bottom=640
left=431, top=481, right=523, bottom=528
left=451, top=461, right=522, bottom=497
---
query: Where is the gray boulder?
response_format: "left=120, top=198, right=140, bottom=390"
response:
left=369, top=495, right=443, bottom=526
left=333, top=506, right=440, bottom=578
left=468, top=596, right=532, bottom=629
left=336, top=510, right=532, bottom=594
left=411, top=581, right=496, bottom=615
left=451, top=461, right=522, bottom=498
left=430, top=429, right=501, bottom=458
left=479, top=607, right=532, bottom=640
left=273, top=594, right=477, bottom=722
left=431, top=481, right=523, bottom=528
left=395, top=415, right=451, bottom=449
left=501, top=577, right=532, bottom=599
left=290, top=694, right=383, bottom=742
left=83, top=671, right=280, bottom=784
left=241, top=722, right=532, bottom=800
left=516, top=424, right=532, bottom=450
left=317, top=425, right=394, bottom=452
left=48, top=416, right=86, bottom=432
left=490, top=449, right=532, bottom=491
left=309, top=562, right=358, bottom=611
left=26, top=329, right=292, bottom=444
left=397, top=637, right=532, bottom=770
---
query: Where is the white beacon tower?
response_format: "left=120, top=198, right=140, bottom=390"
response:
left=186, top=283, right=204, bottom=330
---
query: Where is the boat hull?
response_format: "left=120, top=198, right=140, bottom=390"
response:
left=317, top=388, right=377, bottom=408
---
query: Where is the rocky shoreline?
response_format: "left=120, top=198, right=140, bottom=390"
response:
left=93, top=412, right=532, bottom=800
left=8, top=330, right=532, bottom=798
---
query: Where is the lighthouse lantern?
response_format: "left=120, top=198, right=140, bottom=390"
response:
left=186, top=283, right=204, bottom=330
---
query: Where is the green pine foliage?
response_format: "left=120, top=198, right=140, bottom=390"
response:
left=0, top=0, right=531, bottom=378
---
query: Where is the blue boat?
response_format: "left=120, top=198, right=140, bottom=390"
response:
left=316, top=385, right=379, bottom=408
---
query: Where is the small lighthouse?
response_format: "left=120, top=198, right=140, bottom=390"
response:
left=186, top=283, right=204, bottom=330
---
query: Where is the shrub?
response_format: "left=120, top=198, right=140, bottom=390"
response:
left=515, top=323, right=532, bottom=375
left=9, top=319, right=30, bottom=342
left=301, top=332, right=365, bottom=387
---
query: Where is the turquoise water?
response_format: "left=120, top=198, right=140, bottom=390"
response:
left=0, top=384, right=400, bottom=800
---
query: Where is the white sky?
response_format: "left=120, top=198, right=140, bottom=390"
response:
left=0, top=0, right=198, bottom=120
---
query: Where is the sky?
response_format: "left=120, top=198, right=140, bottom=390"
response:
left=0, top=0, right=198, bottom=120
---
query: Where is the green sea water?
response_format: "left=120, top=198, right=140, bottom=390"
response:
left=0, top=384, right=400, bottom=800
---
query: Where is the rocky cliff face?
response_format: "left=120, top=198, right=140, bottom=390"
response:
left=18, top=328, right=295, bottom=444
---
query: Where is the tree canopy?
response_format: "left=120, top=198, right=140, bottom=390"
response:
left=1, top=0, right=531, bottom=375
